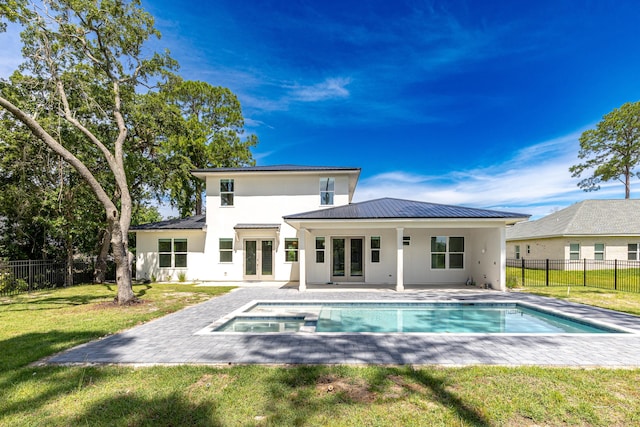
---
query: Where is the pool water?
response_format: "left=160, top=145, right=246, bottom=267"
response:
left=316, top=304, right=606, bottom=333
left=209, top=302, right=624, bottom=334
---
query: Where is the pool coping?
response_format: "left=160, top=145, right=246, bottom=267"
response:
left=42, top=287, right=640, bottom=367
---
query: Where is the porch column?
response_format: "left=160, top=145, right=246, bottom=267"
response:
left=498, top=226, right=506, bottom=291
left=396, top=227, right=404, bottom=291
left=299, top=228, right=307, bottom=291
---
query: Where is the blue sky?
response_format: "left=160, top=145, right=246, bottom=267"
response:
left=2, top=1, right=640, bottom=219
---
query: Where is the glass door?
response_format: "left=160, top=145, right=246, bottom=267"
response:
left=244, top=239, right=274, bottom=280
left=331, top=237, right=364, bottom=282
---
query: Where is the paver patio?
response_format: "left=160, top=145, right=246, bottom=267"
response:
left=44, top=286, right=640, bottom=367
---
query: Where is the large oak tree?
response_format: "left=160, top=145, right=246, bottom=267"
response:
left=0, top=0, right=176, bottom=303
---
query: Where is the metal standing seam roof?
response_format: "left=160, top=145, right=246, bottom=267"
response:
left=192, top=165, right=361, bottom=173
left=284, top=198, right=530, bottom=220
left=233, top=223, right=281, bottom=230
left=506, top=199, right=640, bottom=240
left=130, top=215, right=206, bottom=231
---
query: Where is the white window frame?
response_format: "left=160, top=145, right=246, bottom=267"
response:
left=371, top=236, right=381, bottom=263
left=431, top=236, right=464, bottom=270
left=220, top=179, right=234, bottom=206
left=594, top=243, right=605, bottom=261
left=515, top=245, right=521, bottom=260
left=320, top=178, right=335, bottom=205
left=569, top=243, right=580, bottom=260
left=158, top=238, right=187, bottom=268
left=219, top=238, right=233, bottom=263
left=285, top=238, right=299, bottom=262
left=315, top=237, right=325, bottom=263
left=628, top=243, right=639, bottom=261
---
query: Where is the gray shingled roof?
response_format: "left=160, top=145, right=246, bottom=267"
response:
left=130, top=215, right=206, bottom=231
left=284, top=198, right=529, bottom=220
left=192, top=165, right=360, bottom=173
left=506, top=200, right=640, bottom=240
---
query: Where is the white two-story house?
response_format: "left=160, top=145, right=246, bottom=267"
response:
left=132, top=165, right=529, bottom=291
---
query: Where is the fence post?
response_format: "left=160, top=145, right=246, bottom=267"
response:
left=545, top=259, right=549, bottom=286
left=28, top=259, right=33, bottom=292
left=583, top=258, right=586, bottom=287
left=521, top=258, right=525, bottom=287
left=614, top=259, right=617, bottom=290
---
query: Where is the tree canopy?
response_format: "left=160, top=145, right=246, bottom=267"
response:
left=0, top=0, right=176, bottom=303
left=158, top=80, right=257, bottom=217
left=569, top=102, right=640, bottom=199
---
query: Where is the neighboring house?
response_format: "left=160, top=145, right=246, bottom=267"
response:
left=132, top=165, right=529, bottom=291
left=506, top=199, right=640, bottom=262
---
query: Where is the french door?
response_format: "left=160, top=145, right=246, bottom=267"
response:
left=331, top=237, right=364, bottom=282
left=244, top=239, right=274, bottom=280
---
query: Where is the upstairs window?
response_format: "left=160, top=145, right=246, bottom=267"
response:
left=320, top=178, right=334, bottom=205
left=220, top=179, right=234, bottom=206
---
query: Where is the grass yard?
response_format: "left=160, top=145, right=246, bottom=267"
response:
left=1, top=283, right=640, bottom=426
left=516, top=283, right=640, bottom=317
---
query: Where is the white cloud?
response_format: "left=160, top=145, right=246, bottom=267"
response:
left=288, top=77, right=351, bottom=102
left=353, top=130, right=639, bottom=218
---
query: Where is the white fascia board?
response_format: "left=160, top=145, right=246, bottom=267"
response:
left=285, top=218, right=519, bottom=231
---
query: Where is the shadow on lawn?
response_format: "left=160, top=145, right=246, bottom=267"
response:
left=0, top=365, right=220, bottom=426
left=0, top=330, right=108, bottom=372
left=263, top=365, right=491, bottom=426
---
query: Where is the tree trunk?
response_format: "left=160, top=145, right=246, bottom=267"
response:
left=195, top=191, right=202, bottom=216
left=625, top=169, right=631, bottom=199
left=66, top=239, right=74, bottom=288
left=94, top=224, right=112, bottom=283
left=111, top=219, right=135, bottom=304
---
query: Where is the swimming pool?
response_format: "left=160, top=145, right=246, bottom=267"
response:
left=200, top=301, right=630, bottom=334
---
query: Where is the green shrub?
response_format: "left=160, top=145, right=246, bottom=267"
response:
left=506, top=275, right=520, bottom=289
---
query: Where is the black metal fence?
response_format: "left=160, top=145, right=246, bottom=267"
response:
left=0, top=259, right=114, bottom=296
left=507, top=258, right=640, bottom=293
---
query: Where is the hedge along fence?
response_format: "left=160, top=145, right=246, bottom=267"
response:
left=0, top=259, right=114, bottom=296
left=506, top=258, right=640, bottom=293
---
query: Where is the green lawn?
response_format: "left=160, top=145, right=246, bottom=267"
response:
left=507, top=265, right=640, bottom=293
left=1, top=283, right=640, bottom=426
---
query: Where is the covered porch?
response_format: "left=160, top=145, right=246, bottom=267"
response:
left=284, top=198, right=529, bottom=293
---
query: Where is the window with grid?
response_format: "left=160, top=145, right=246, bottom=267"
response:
left=320, top=178, right=335, bottom=205
left=431, top=236, right=464, bottom=269
left=285, top=238, right=299, bottom=262
left=220, top=179, right=234, bottom=206
left=515, top=245, right=520, bottom=260
left=569, top=243, right=580, bottom=260
left=594, top=243, right=605, bottom=261
left=371, top=236, right=380, bottom=263
left=315, top=237, right=325, bottom=263
left=219, top=238, right=233, bottom=262
left=158, top=238, right=187, bottom=268
left=628, top=244, right=639, bottom=261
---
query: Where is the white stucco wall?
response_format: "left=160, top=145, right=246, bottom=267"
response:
left=135, top=230, right=206, bottom=282
left=196, top=172, right=353, bottom=282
